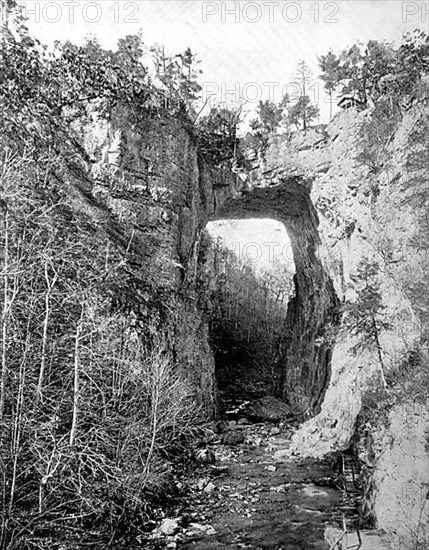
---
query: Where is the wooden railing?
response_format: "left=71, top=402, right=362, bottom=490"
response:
left=329, top=516, right=362, bottom=549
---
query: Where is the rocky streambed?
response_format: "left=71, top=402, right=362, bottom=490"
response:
left=145, top=402, right=390, bottom=550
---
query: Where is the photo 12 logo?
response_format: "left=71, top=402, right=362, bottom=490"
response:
left=230, top=240, right=296, bottom=264
left=21, top=1, right=141, bottom=24
left=402, top=1, right=429, bottom=22
left=201, top=79, right=341, bottom=109
left=202, top=1, right=340, bottom=24
left=402, top=481, right=429, bottom=503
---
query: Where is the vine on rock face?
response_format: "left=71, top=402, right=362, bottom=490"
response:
left=197, top=105, right=243, bottom=167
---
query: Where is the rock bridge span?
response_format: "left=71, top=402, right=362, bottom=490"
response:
left=74, top=106, right=339, bottom=415
left=205, top=167, right=339, bottom=413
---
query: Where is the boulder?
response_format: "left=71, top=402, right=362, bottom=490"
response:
left=159, top=518, right=181, bottom=536
left=246, top=396, right=292, bottom=423
left=221, top=430, right=245, bottom=446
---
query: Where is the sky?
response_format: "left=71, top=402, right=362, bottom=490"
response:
left=20, top=0, right=429, bottom=267
left=23, top=0, right=429, bottom=122
left=207, top=219, right=295, bottom=274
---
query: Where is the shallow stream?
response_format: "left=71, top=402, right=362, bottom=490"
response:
left=179, top=420, right=350, bottom=550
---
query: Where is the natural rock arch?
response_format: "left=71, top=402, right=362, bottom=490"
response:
left=76, top=107, right=340, bottom=416
left=206, top=174, right=340, bottom=414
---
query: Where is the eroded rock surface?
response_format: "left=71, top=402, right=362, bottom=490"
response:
left=73, top=102, right=339, bottom=417
left=256, top=107, right=429, bottom=547
left=71, top=101, right=429, bottom=546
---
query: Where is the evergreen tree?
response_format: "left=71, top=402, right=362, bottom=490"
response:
left=343, top=258, right=392, bottom=388
left=318, top=33, right=429, bottom=111
left=152, top=45, right=202, bottom=110
left=318, top=50, right=342, bottom=119
left=339, top=43, right=367, bottom=103
left=362, top=40, right=396, bottom=104
left=288, top=95, right=319, bottom=130
left=288, top=61, right=319, bottom=130
left=249, top=100, right=283, bottom=135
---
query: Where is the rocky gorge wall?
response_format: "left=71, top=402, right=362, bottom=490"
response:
left=66, top=103, right=228, bottom=415
left=68, top=99, right=428, bottom=545
left=69, top=101, right=340, bottom=418
left=256, top=105, right=429, bottom=547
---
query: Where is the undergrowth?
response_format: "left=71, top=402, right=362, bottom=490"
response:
left=0, top=145, right=203, bottom=550
left=358, top=347, right=429, bottom=430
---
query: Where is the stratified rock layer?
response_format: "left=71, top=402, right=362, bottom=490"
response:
left=73, top=102, right=340, bottom=416
left=70, top=101, right=428, bottom=546
left=259, top=107, right=429, bottom=547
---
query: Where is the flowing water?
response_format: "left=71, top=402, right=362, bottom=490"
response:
left=178, top=420, right=351, bottom=550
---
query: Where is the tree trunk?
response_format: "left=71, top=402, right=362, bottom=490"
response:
left=0, top=0, right=9, bottom=40
left=36, top=262, right=58, bottom=404
left=302, top=75, right=307, bottom=130
left=143, top=359, right=161, bottom=486
left=9, top=322, right=31, bottom=513
left=372, top=316, right=387, bottom=388
left=69, top=311, right=83, bottom=446
left=0, top=209, right=10, bottom=420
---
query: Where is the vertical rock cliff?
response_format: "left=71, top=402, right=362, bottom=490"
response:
left=259, top=105, right=429, bottom=547
left=71, top=101, right=340, bottom=417
left=67, top=99, right=428, bottom=547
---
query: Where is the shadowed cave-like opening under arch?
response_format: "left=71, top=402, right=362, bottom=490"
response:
left=205, top=219, right=295, bottom=404
left=204, top=177, right=340, bottom=417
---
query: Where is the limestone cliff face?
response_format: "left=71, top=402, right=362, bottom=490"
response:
left=261, top=107, right=426, bottom=454
left=68, top=101, right=428, bottom=543
left=70, top=102, right=339, bottom=417
left=356, top=403, right=429, bottom=548
left=67, top=103, right=233, bottom=415
left=257, top=106, right=429, bottom=546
